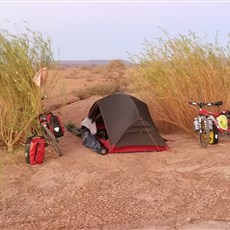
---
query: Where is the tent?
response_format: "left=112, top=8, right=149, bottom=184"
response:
left=87, top=93, right=168, bottom=153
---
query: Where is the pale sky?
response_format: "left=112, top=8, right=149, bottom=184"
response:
left=0, top=1, right=229, bottom=61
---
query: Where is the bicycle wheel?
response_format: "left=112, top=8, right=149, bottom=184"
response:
left=198, top=117, right=210, bottom=148
left=43, top=126, right=62, bottom=157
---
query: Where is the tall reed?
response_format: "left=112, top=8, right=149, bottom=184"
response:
left=0, top=28, right=55, bottom=151
left=131, top=31, right=230, bottom=134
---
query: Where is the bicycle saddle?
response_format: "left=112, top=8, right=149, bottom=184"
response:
left=213, top=101, right=223, bottom=106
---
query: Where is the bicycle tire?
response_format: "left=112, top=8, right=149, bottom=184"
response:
left=43, top=126, right=62, bottom=157
left=198, top=117, right=210, bottom=148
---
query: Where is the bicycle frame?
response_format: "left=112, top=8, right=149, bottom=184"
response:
left=39, top=114, right=49, bottom=128
left=197, top=106, right=230, bottom=134
left=38, top=113, right=62, bottom=157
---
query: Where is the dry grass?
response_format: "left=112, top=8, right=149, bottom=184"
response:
left=0, top=27, right=55, bottom=151
left=131, top=31, right=230, bottom=134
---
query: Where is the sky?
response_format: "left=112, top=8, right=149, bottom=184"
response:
left=0, top=1, right=230, bottom=61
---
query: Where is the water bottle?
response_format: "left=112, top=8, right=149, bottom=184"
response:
left=193, top=118, right=199, bottom=131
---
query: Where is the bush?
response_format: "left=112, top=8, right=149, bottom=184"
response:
left=0, top=27, right=55, bottom=151
left=131, top=31, right=230, bottom=134
left=107, top=59, right=126, bottom=72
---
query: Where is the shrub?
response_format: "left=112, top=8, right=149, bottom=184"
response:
left=107, top=59, right=126, bottom=72
left=0, top=27, right=55, bottom=151
left=131, top=31, right=230, bottom=134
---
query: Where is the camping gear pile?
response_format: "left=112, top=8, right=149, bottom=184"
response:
left=25, top=112, right=65, bottom=164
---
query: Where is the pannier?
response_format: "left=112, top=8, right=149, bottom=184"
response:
left=25, top=136, right=46, bottom=165
left=46, top=112, right=65, bottom=138
left=209, top=124, right=219, bottom=145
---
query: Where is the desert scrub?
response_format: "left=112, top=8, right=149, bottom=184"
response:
left=0, top=27, right=55, bottom=151
left=131, top=31, right=230, bottom=134
left=73, top=82, right=120, bottom=100
left=107, top=59, right=126, bottom=78
left=107, top=59, right=126, bottom=72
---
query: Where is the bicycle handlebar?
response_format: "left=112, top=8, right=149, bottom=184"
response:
left=188, top=101, right=223, bottom=108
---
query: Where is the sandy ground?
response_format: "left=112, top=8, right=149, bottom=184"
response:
left=1, top=68, right=230, bottom=229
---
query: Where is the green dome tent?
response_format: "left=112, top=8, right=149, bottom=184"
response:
left=88, top=94, right=168, bottom=153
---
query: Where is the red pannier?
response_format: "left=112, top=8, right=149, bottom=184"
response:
left=25, top=136, right=46, bottom=165
left=46, top=112, right=65, bottom=138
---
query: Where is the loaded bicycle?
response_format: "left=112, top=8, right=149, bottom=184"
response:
left=38, top=112, right=63, bottom=157
left=30, top=68, right=64, bottom=158
left=189, top=101, right=230, bottom=148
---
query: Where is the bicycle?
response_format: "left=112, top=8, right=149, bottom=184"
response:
left=189, top=101, right=230, bottom=148
left=38, top=113, right=63, bottom=157
left=31, top=68, right=63, bottom=157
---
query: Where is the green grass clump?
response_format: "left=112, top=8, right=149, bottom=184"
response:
left=131, top=31, right=230, bottom=134
left=0, top=27, right=55, bottom=151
